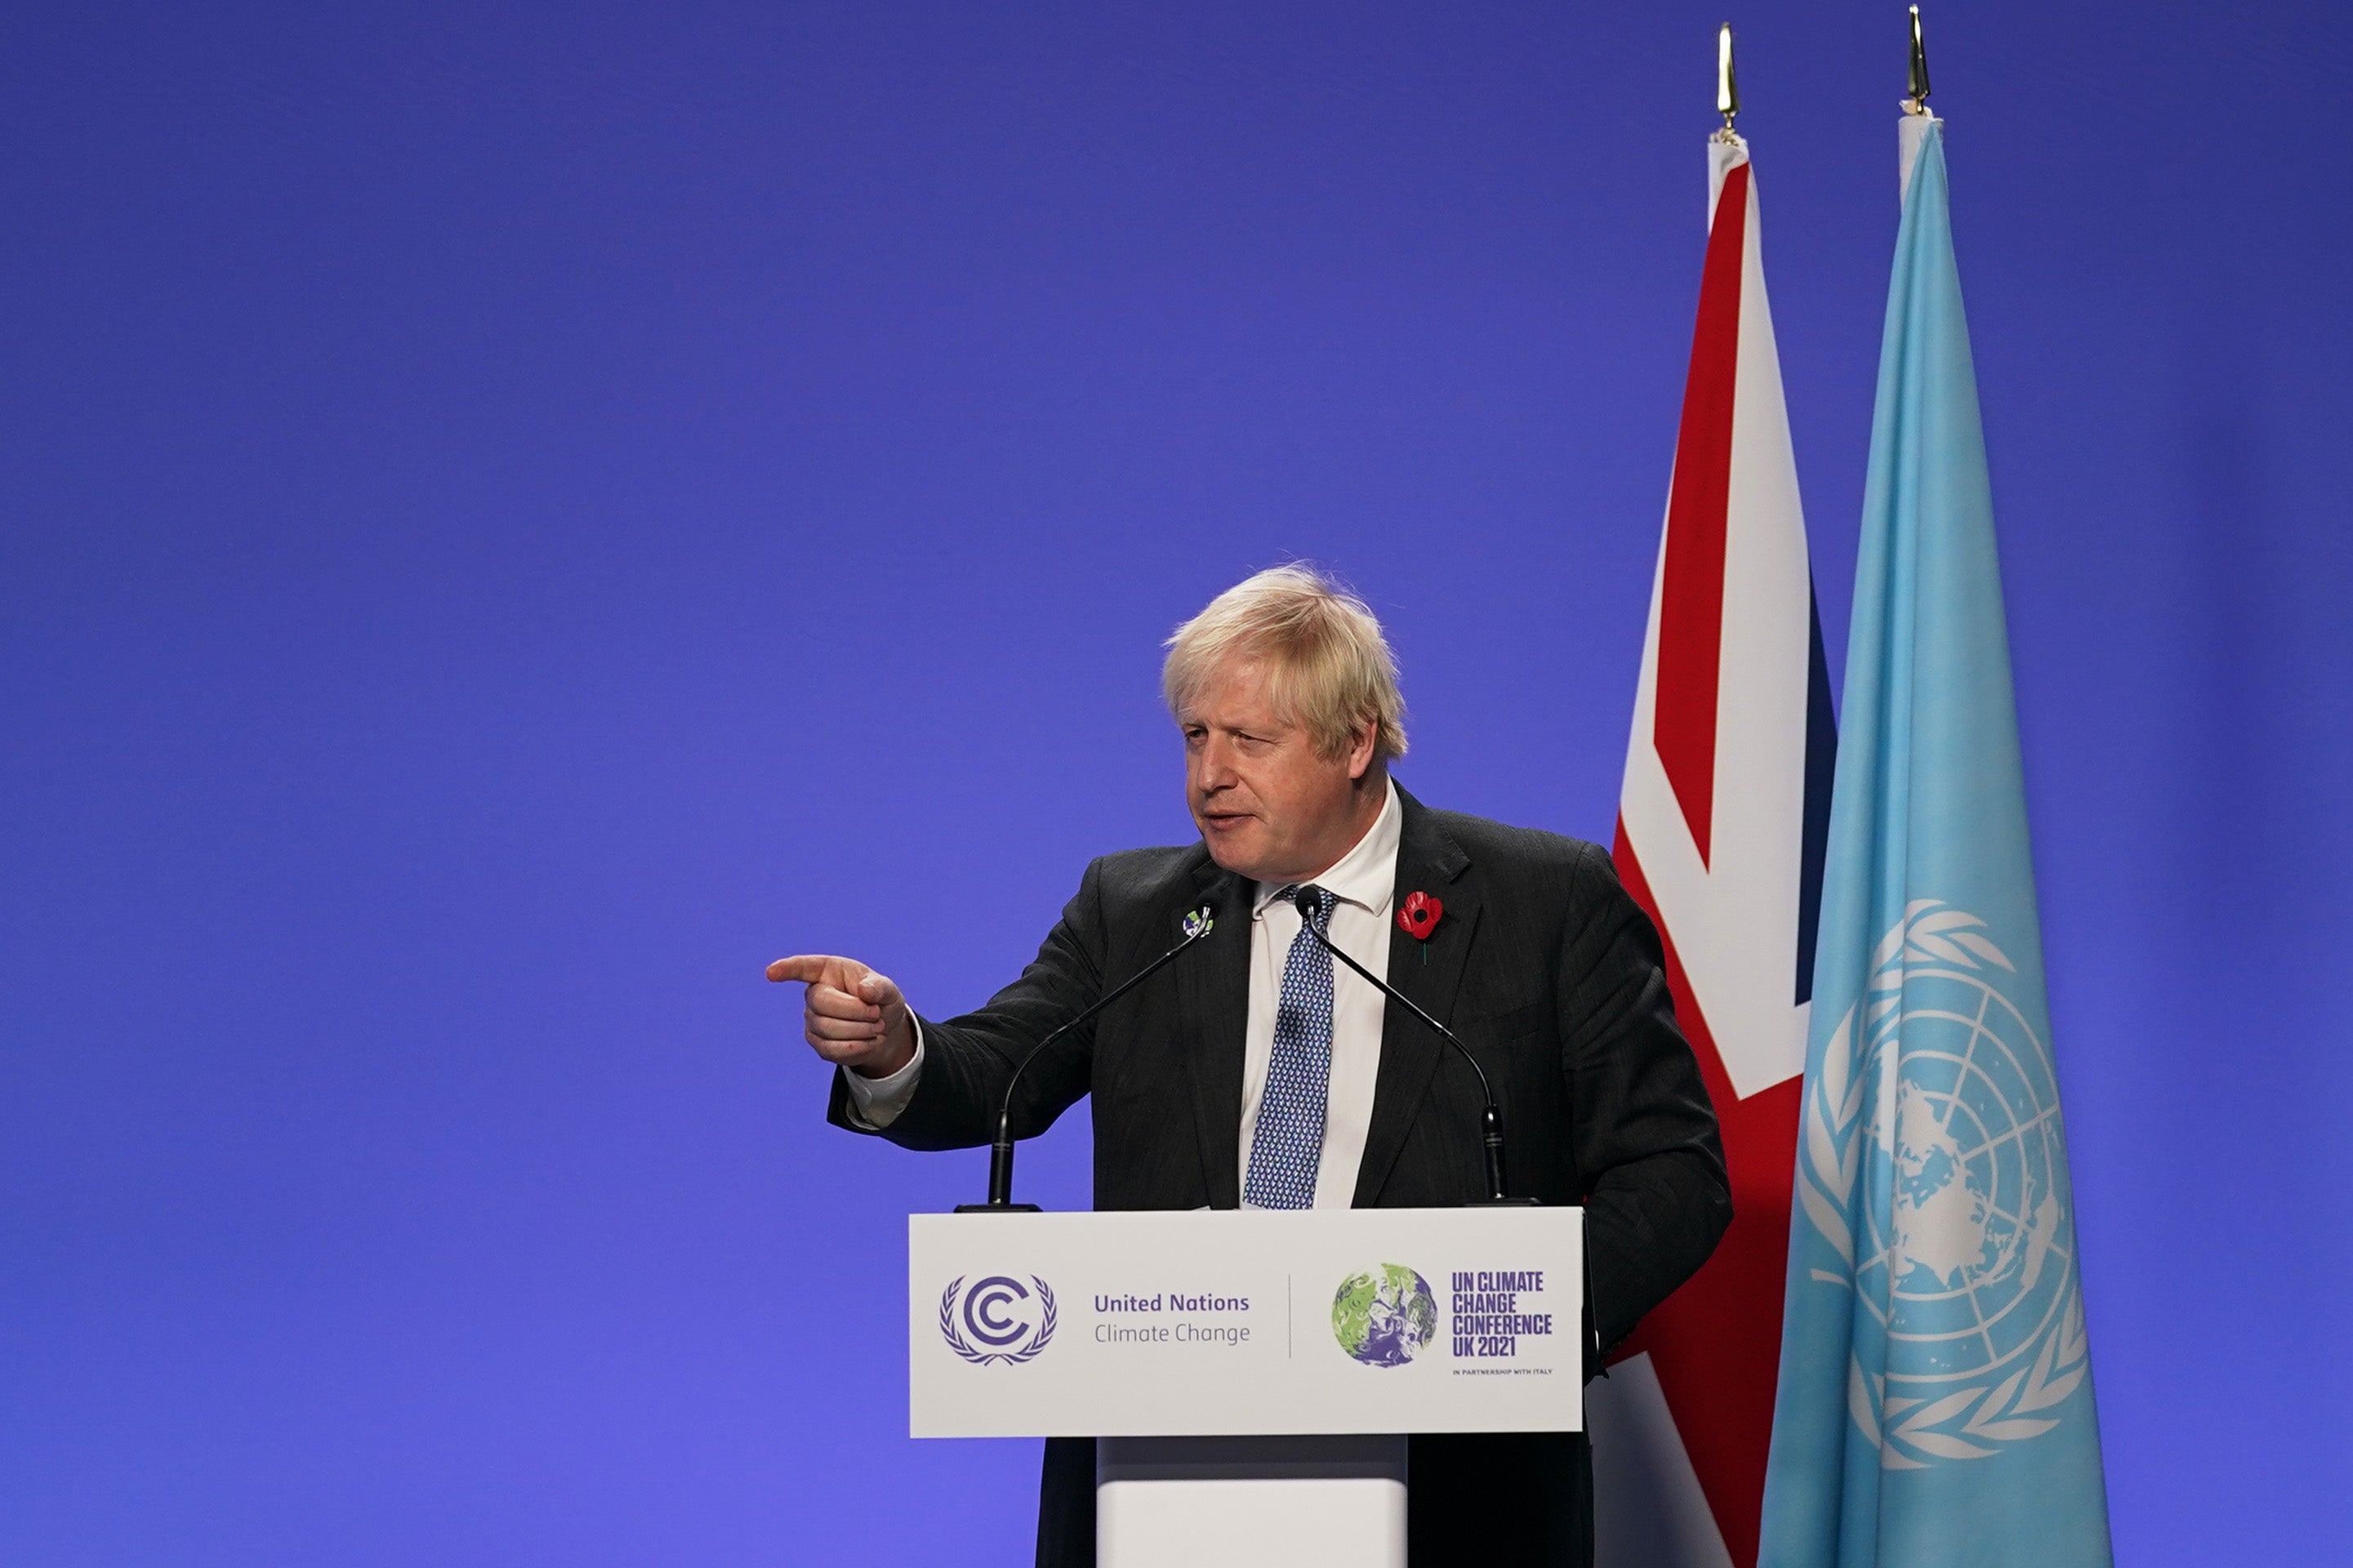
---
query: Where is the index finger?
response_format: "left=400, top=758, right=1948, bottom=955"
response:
left=765, top=955, right=830, bottom=984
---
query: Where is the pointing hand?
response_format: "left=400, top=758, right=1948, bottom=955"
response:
left=765, top=954, right=918, bottom=1078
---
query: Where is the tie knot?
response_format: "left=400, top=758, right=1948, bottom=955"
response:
left=1281, top=884, right=1338, bottom=932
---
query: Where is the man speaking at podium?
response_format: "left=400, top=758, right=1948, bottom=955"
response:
left=770, top=566, right=1729, bottom=1567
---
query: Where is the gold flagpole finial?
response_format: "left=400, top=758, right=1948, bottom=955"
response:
left=1717, top=24, right=1740, bottom=131
left=1903, top=5, right=1932, bottom=115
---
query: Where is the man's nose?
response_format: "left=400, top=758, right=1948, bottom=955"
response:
left=1194, top=738, right=1239, bottom=791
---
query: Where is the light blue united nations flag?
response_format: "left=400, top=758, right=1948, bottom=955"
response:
left=1758, top=116, right=2114, bottom=1568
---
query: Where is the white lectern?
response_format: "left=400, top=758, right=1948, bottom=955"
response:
left=910, top=1206, right=1582, bottom=1568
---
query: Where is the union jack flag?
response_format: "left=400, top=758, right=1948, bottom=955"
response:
left=1591, top=131, right=1836, bottom=1568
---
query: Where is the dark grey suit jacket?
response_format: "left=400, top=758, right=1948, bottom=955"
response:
left=827, top=787, right=1730, bottom=1566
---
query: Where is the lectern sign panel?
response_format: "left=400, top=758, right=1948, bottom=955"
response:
left=907, top=1207, right=1583, bottom=1437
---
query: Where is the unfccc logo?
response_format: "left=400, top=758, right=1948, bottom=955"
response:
left=938, top=1274, right=1058, bottom=1365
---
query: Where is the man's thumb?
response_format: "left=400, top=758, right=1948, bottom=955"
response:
left=857, top=971, right=902, bottom=1007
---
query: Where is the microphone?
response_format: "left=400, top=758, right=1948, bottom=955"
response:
left=956, top=905, right=1219, bottom=1214
left=1287, top=884, right=1526, bottom=1205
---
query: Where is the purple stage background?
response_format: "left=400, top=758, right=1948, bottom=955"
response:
left=4, top=4, right=2346, bottom=1563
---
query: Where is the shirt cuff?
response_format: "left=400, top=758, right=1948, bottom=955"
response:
left=841, top=1020, right=925, bottom=1130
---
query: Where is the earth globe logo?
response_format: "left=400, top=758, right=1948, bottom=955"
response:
left=1801, top=902, right=2092, bottom=1465
left=1330, top=1264, right=1437, bottom=1367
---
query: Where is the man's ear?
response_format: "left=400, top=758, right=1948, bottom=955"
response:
left=1345, top=719, right=1379, bottom=782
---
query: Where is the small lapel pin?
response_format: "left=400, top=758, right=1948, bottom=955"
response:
left=1182, top=906, right=1215, bottom=940
left=1397, top=891, right=1444, bottom=941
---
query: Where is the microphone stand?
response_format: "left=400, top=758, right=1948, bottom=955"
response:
left=956, top=907, right=1218, bottom=1214
left=1286, top=885, right=1531, bottom=1206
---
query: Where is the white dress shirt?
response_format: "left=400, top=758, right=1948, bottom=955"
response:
left=844, top=780, right=1403, bottom=1210
left=1236, top=779, right=1399, bottom=1206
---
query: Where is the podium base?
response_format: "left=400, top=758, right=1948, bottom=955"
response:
left=1096, top=1435, right=1406, bottom=1568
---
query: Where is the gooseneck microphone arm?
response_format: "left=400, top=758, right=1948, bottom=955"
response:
left=1287, top=884, right=1515, bottom=1204
left=961, top=907, right=1218, bottom=1212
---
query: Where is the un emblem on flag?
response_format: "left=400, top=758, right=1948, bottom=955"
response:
left=1799, top=902, right=2092, bottom=1468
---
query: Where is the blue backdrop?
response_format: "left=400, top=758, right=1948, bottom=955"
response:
left=4, top=4, right=2345, bottom=1563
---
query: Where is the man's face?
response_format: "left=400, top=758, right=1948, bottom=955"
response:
left=1179, top=657, right=1379, bottom=884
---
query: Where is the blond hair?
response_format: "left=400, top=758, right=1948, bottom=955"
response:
left=1162, top=565, right=1408, bottom=761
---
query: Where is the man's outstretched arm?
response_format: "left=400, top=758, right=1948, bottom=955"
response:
left=768, top=858, right=1111, bottom=1152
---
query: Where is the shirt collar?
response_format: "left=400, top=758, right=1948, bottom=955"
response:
left=1250, top=777, right=1402, bottom=918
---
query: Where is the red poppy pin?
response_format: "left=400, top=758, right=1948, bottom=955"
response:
left=1397, top=891, right=1444, bottom=941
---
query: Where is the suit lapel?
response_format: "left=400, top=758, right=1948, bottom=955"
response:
left=1181, top=856, right=1251, bottom=1209
left=1353, top=788, right=1477, bottom=1206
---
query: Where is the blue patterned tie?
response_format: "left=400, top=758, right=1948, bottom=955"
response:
left=1243, top=884, right=1338, bottom=1210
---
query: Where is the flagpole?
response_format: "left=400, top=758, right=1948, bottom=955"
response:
left=1902, top=4, right=1932, bottom=117
left=1713, top=21, right=1745, bottom=209
left=1897, top=5, right=1937, bottom=199
left=1717, top=23, right=1739, bottom=133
